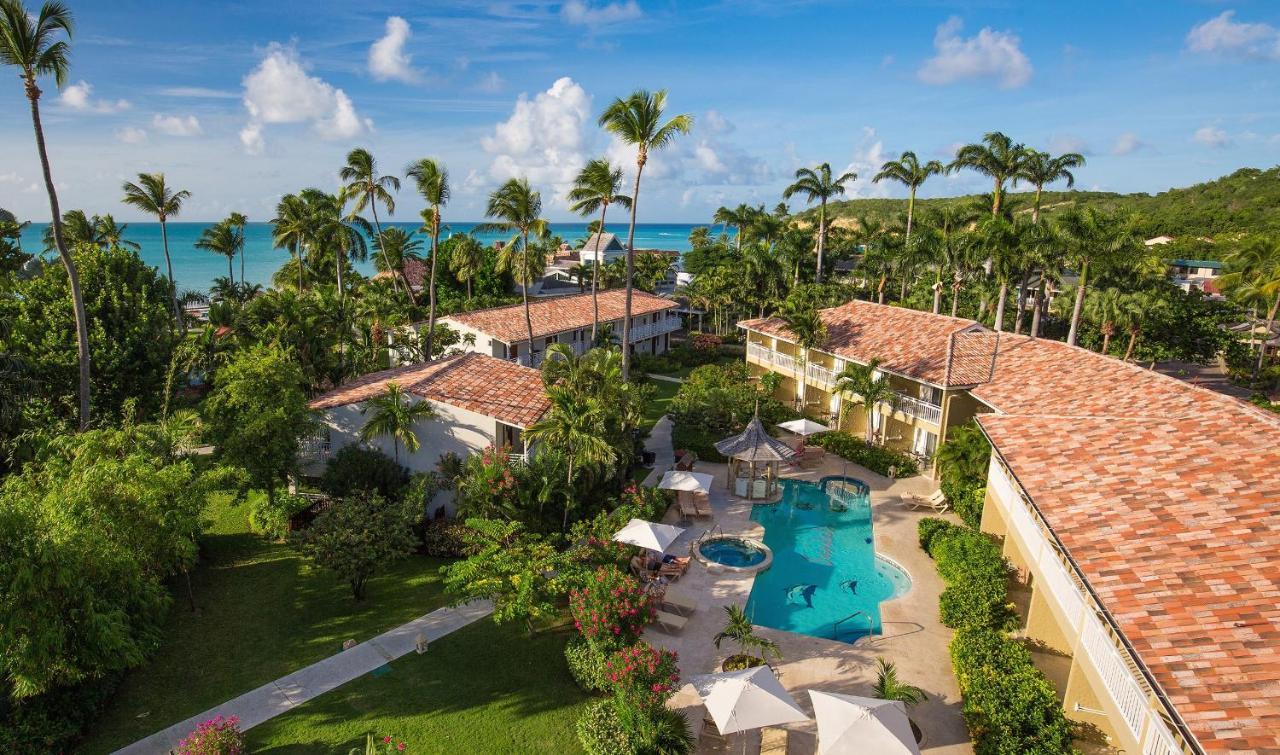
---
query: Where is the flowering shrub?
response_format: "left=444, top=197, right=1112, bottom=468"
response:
left=690, top=333, right=722, bottom=351
left=565, top=635, right=610, bottom=692
left=176, top=715, right=244, bottom=755
left=455, top=445, right=520, bottom=517
left=604, top=643, right=681, bottom=713
left=569, top=567, right=654, bottom=651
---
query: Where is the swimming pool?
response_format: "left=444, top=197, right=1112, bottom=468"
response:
left=744, top=476, right=911, bottom=642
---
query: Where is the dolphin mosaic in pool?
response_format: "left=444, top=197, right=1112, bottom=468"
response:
left=746, top=476, right=911, bottom=642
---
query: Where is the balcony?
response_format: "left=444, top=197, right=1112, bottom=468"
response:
left=888, top=392, right=942, bottom=425
left=628, top=316, right=682, bottom=343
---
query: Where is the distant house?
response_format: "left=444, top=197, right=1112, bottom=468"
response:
left=1169, top=258, right=1223, bottom=295
left=303, top=352, right=550, bottom=514
left=578, top=232, right=627, bottom=264
left=372, top=258, right=428, bottom=293
left=435, top=288, right=680, bottom=367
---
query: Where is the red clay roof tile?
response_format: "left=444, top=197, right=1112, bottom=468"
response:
left=441, top=289, right=677, bottom=344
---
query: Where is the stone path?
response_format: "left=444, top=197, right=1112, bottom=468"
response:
left=646, top=373, right=685, bottom=384
left=640, top=414, right=676, bottom=488
left=116, top=600, right=494, bottom=755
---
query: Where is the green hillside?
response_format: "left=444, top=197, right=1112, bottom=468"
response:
left=811, top=165, right=1280, bottom=239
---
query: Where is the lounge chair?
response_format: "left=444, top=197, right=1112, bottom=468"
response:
left=903, top=489, right=950, bottom=513
left=760, top=727, right=789, bottom=755
left=693, top=492, right=714, bottom=517
left=658, top=556, right=691, bottom=579
left=677, top=491, right=711, bottom=519
left=652, top=609, right=688, bottom=633
left=657, top=590, right=696, bottom=617
left=802, top=445, right=825, bottom=464
left=630, top=555, right=660, bottom=582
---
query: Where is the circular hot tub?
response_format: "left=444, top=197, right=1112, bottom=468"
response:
left=695, top=536, right=773, bottom=573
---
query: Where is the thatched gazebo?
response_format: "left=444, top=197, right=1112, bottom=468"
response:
left=715, top=414, right=796, bottom=501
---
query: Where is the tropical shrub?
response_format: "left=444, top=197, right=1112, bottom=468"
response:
left=176, top=714, right=245, bottom=755
left=565, top=635, right=610, bottom=693
left=291, top=494, right=418, bottom=600
left=569, top=567, right=654, bottom=651
left=942, top=479, right=987, bottom=529
left=403, top=470, right=442, bottom=522
left=936, top=423, right=991, bottom=488
left=950, top=628, right=1076, bottom=755
left=420, top=519, right=476, bottom=558
left=319, top=445, right=410, bottom=501
left=576, top=698, right=636, bottom=755
left=808, top=431, right=920, bottom=477
left=441, top=519, right=577, bottom=629
left=920, top=520, right=1015, bottom=631
left=248, top=491, right=312, bottom=540
left=603, top=643, right=680, bottom=714
left=0, top=675, right=119, bottom=753
left=917, top=517, right=952, bottom=552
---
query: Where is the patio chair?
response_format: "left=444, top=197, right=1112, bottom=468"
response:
left=652, top=609, right=688, bottom=633
left=630, top=555, right=660, bottom=582
left=693, top=492, right=714, bottom=518
left=658, top=556, right=691, bottom=579
left=903, top=489, right=950, bottom=513
left=760, top=727, right=789, bottom=755
left=657, top=590, right=697, bottom=617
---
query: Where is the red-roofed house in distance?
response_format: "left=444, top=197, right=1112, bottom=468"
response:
left=303, top=353, right=550, bottom=516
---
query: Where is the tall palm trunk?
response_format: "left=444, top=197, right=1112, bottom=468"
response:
left=160, top=219, right=185, bottom=334
left=297, top=245, right=305, bottom=292
left=368, top=202, right=401, bottom=295
left=226, top=254, right=233, bottom=282
left=1013, top=269, right=1032, bottom=334
left=991, top=177, right=1002, bottom=216
left=590, top=204, right=609, bottom=343
left=240, top=241, right=246, bottom=286
left=951, top=282, right=961, bottom=318
left=1123, top=328, right=1139, bottom=361
left=1101, top=324, right=1113, bottom=355
left=1067, top=260, right=1090, bottom=346
left=932, top=273, right=942, bottom=314
left=425, top=210, right=441, bottom=360
left=1257, top=292, right=1280, bottom=380
left=621, top=155, right=646, bottom=380
left=521, top=229, right=535, bottom=358
left=563, top=455, right=575, bottom=532
left=906, top=189, right=915, bottom=241
left=28, top=83, right=91, bottom=429
left=876, top=275, right=887, bottom=305
left=993, top=280, right=1008, bottom=332
left=1030, top=279, right=1046, bottom=338
left=815, top=200, right=827, bottom=284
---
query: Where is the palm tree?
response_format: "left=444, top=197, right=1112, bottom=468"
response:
left=448, top=234, right=485, bottom=303
left=598, top=89, right=693, bottom=380
left=339, top=147, right=401, bottom=292
left=1, top=0, right=91, bottom=428
left=1119, top=291, right=1165, bottom=362
left=834, top=358, right=897, bottom=444
left=713, top=605, right=781, bottom=666
left=523, top=385, right=617, bottom=531
left=872, top=657, right=927, bottom=706
left=194, top=218, right=240, bottom=281
left=372, top=226, right=424, bottom=277
left=783, top=163, right=857, bottom=284
left=873, top=151, right=944, bottom=241
left=1218, top=236, right=1280, bottom=379
left=779, top=302, right=826, bottom=413
left=122, top=172, right=191, bottom=333
left=271, top=193, right=311, bottom=292
left=569, top=158, right=632, bottom=342
left=1084, top=287, right=1126, bottom=355
left=483, top=178, right=549, bottom=355
left=976, top=216, right=1022, bottom=332
left=95, top=214, right=138, bottom=250
left=947, top=131, right=1029, bottom=217
left=228, top=211, right=248, bottom=285
left=360, top=382, right=435, bottom=464
left=1016, top=149, right=1085, bottom=224
left=1057, top=207, right=1144, bottom=346
left=406, top=158, right=450, bottom=357
left=712, top=203, right=753, bottom=251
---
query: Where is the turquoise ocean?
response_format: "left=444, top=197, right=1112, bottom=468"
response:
left=18, top=222, right=703, bottom=292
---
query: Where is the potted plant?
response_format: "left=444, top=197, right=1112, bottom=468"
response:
left=872, top=657, right=927, bottom=745
left=713, top=605, right=782, bottom=671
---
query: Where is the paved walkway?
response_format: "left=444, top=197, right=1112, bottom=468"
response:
left=116, top=600, right=494, bottom=755
left=646, top=373, right=685, bottom=384
left=640, top=414, right=676, bottom=488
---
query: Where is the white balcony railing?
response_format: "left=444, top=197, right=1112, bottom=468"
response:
left=888, top=392, right=943, bottom=425
left=628, top=316, right=681, bottom=343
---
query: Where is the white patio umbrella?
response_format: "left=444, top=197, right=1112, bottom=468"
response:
left=692, top=666, right=809, bottom=736
left=612, top=518, right=686, bottom=554
left=657, top=470, right=715, bottom=493
left=777, top=418, right=830, bottom=437
left=807, top=690, right=919, bottom=755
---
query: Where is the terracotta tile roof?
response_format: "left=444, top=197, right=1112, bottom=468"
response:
left=372, top=259, right=427, bottom=289
left=309, top=352, right=550, bottom=428
left=979, top=411, right=1280, bottom=752
left=739, top=300, right=980, bottom=386
left=440, top=289, right=677, bottom=344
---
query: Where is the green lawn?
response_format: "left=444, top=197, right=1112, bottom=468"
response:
left=641, top=379, right=681, bottom=431
left=78, top=493, right=455, bottom=754
left=246, top=621, right=590, bottom=754
left=645, top=351, right=742, bottom=380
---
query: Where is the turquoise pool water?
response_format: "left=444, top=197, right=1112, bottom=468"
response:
left=745, top=477, right=911, bottom=642
left=700, top=537, right=768, bottom=568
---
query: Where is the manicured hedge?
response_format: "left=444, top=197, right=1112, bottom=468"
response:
left=808, top=431, right=920, bottom=478
left=919, top=519, right=1076, bottom=755
left=942, top=478, right=987, bottom=529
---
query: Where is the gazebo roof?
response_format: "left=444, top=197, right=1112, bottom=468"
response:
left=715, top=415, right=797, bottom=462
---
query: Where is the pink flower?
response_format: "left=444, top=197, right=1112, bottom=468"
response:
left=397, top=744, right=406, bottom=752
left=384, top=736, right=393, bottom=744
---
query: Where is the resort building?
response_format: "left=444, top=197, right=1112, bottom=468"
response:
left=437, top=289, right=681, bottom=367
left=1169, top=258, right=1224, bottom=296
left=578, top=231, right=628, bottom=265
left=302, top=352, right=550, bottom=514
left=741, top=299, right=1280, bottom=753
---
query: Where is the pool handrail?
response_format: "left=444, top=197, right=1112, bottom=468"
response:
left=832, top=609, right=875, bottom=641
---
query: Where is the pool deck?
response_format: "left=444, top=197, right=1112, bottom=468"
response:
left=650, top=457, right=971, bottom=754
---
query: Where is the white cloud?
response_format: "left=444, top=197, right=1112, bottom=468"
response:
left=115, top=126, right=148, bottom=144
left=561, top=0, right=642, bottom=28
left=1187, top=11, right=1280, bottom=61
left=59, top=80, right=130, bottom=113
left=702, top=109, right=732, bottom=135
left=0, top=172, right=21, bottom=184
left=151, top=114, right=203, bottom=136
left=837, top=127, right=889, bottom=199
left=1111, top=132, right=1143, bottom=156
left=1193, top=125, right=1231, bottom=148
left=155, top=86, right=239, bottom=99
left=240, top=43, right=371, bottom=154
left=368, top=16, right=420, bottom=83
left=1047, top=134, right=1092, bottom=156
left=476, top=71, right=505, bottom=93
left=481, top=77, right=593, bottom=202
left=918, top=16, right=1032, bottom=89
left=605, top=109, right=768, bottom=187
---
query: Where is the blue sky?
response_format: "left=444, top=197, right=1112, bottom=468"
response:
left=2, top=0, right=1279, bottom=223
